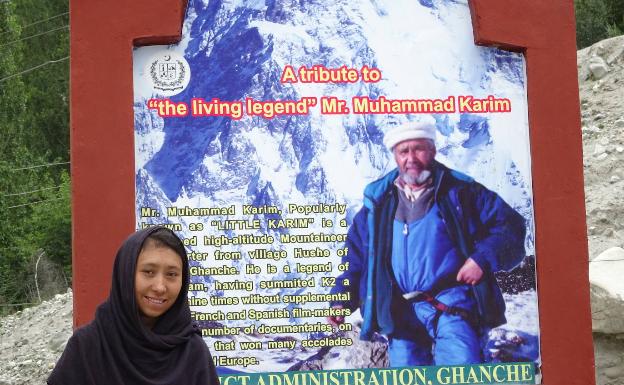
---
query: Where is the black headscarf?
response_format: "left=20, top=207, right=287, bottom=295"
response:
left=48, top=226, right=219, bottom=385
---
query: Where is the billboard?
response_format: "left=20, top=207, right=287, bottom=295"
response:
left=133, top=0, right=539, bottom=383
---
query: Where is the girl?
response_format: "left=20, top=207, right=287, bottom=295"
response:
left=48, top=226, right=219, bottom=385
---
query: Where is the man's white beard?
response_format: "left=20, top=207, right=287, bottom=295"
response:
left=401, top=169, right=431, bottom=186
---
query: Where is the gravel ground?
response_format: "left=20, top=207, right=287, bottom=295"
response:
left=578, top=35, right=624, bottom=260
left=0, top=291, right=72, bottom=385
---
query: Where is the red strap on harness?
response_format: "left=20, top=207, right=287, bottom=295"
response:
left=402, top=290, right=476, bottom=325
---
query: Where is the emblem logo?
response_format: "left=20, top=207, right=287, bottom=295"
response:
left=146, top=50, right=191, bottom=96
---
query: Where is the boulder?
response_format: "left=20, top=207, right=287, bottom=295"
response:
left=594, top=334, right=624, bottom=385
left=589, top=247, right=624, bottom=334
left=589, top=55, right=609, bottom=80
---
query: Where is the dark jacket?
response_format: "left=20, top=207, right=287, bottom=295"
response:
left=48, top=227, right=219, bottom=385
left=332, top=161, right=526, bottom=340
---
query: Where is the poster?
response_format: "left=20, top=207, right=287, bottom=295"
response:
left=133, top=0, right=540, bottom=383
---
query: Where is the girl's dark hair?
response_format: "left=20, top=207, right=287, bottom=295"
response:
left=144, top=228, right=186, bottom=260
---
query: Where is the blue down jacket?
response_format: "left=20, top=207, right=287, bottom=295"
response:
left=331, top=161, right=527, bottom=340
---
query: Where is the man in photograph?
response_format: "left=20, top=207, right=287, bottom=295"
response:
left=328, top=120, right=526, bottom=366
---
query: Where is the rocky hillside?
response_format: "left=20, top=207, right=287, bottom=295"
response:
left=578, top=34, right=624, bottom=385
left=0, top=291, right=72, bottom=385
left=578, top=35, right=624, bottom=260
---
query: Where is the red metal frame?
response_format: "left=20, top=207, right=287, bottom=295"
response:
left=70, top=0, right=595, bottom=383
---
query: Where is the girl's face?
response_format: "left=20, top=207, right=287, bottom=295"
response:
left=134, top=242, right=183, bottom=328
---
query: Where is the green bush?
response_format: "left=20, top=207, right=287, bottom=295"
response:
left=0, top=0, right=70, bottom=314
left=576, top=0, right=624, bottom=48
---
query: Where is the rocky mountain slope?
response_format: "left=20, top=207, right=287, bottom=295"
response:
left=579, top=34, right=624, bottom=385
left=0, top=292, right=72, bottom=385
left=579, top=35, right=624, bottom=260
